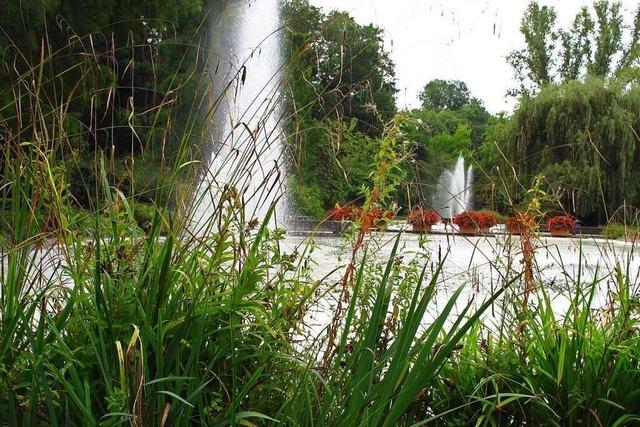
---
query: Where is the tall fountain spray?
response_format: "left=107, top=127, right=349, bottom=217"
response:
left=192, top=0, right=289, bottom=233
left=434, top=154, right=473, bottom=218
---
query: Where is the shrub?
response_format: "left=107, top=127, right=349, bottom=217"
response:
left=602, top=223, right=626, bottom=239
left=602, top=223, right=640, bottom=240
left=453, top=210, right=497, bottom=229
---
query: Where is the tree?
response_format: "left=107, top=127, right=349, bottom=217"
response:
left=315, top=11, right=397, bottom=136
left=459, top=100, right=491, bottom=146
left=504, top=77, right=640, bottom=223
left=590, top=0, right=623, bottom=77
left=559, top=7, right=594, bottom=81
left=507, top=3, right=558, bottom=93
left=509, top=1, right=640, bottom=94
left=282, top=0, right=398, bottom=213
left=418, top=79, right=472, bottom=111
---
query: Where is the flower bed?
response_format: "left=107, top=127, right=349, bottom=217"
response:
left=476, top=211, right=498, bottom=232
left=453, top=211, right=480, bottom=235
left=407, top=208, right=440, bottom=233
left=453, top=211, right=497, bottom=235
left=547, top=214, right=576, bottom=237
left=324, top=204, right=362, bottom=222
left=325, top=205, right=393, bottom=232
left=506, top=213, right=536, bottom=234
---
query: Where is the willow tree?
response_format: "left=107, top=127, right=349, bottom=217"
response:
left=506, top=78, right=640, bottom=223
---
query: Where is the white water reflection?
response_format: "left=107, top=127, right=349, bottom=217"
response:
left=3, top=231, right=637, bottom=345
left=280, top=232, right=640, bottom=339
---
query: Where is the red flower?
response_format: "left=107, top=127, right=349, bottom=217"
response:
left=325, top=204, right=362, bottom=221
left=325, top=205, right=393, bottom=227
left=547, top=215, right=576, bottom=231
left=477, top=212, right=498, bottom=229
left=366, top=208, right=394, bottom=221
left=453, top=211, right=481, bottom=228
left=506, top=213, right=536, bottom=231
left=407, top=209, right=441, bottom=227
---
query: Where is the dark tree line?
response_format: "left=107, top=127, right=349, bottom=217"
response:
left=0, top=0, right=210, bottom=206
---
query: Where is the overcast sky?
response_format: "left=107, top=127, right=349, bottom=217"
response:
left=308, top=0, right=639, bottom=114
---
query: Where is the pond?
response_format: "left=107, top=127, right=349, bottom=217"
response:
left=280, top=230, right=640, bottom=340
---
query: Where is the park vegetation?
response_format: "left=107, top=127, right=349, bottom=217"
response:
left=284, top=0, right=640, bottom=227
left=0, top=0, right=640, bottom=426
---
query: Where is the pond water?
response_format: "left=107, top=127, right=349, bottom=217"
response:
left=3, top=229, right=638, bottom=343
left=279, top=231, right=640, bottom=340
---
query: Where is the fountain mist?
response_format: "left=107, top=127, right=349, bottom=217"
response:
left=434, top=154, right=473, bottom=218
left=192, top=0, right=289, bottom=233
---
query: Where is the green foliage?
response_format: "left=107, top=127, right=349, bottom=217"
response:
left=508, top=2, right=558, bottom=90
left=290, top=119, right=381, bottom=214
left=509, top=1, right=640, bottom=94
left=503, top=77, right=640, bottom=223
left=431, top=265, right=640, bottom=426
left=6, top=155, right=640, bottom=424
left=283, top=0, right=396, bottom=138
left=602, top=222, right=626, bottom=239
left=0, top=0, right=208, bottom=208
left=2, top=83, right=640, bottom=427
left=601, top=222, right=640, bottom=239
left=428, top=125, right=473, bottom=158
left=283, top=0, right=398, bottom=212
left=418, top=79, right=473, bottom=111
left=401, top=108, right=480, bottom=207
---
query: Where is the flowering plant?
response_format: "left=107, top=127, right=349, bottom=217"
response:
left=365, top=208, right=393, bottom=222
left=361, top=207, right=393, bottom=231
left=407, top=209, right=441, bottom=227
left=506, top=213, right=536, bottom=232
left=325, top=204, right=362, bottom=221
left=477, top=211, right=498, bottom=229
left=453, top=211, right=480, bottom=228
left=547, top=215, right=576, bottom=231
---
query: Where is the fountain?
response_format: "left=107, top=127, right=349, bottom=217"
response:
left=433, top=154, right=473, bottom=219
left=191, top=0, right=289, bottom=234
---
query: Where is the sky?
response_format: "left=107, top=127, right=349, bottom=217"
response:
left=308, top=0, right=639, bottom=114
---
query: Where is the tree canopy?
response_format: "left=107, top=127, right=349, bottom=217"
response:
left=283, top=0, right=398, bottom=215
left=418, top=79, right=473, bottom=111
left=508, top=1, right=640, bottom=94
left=478, top=78, right=640, bottom=223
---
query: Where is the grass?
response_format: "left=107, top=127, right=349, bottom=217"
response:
left=3, top=151, right=640, bottom=425
left=602, top=223, right=640, bottom=241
